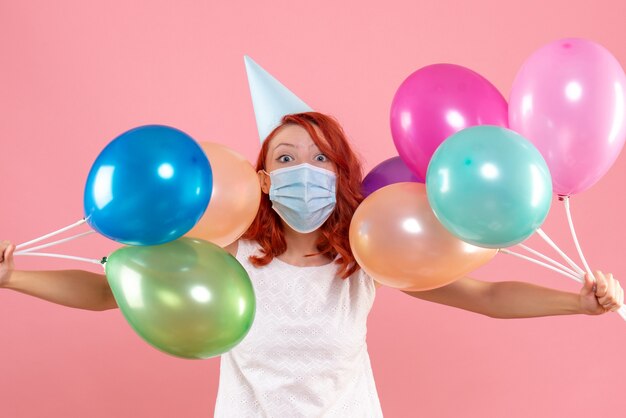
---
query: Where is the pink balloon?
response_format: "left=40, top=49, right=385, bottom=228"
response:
left=390, top=64, right=508, bottom=179
left=509, top=38, right=626, bottom=196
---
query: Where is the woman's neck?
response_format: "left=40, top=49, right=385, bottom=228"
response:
left=279, top=224, right=328, bottom=266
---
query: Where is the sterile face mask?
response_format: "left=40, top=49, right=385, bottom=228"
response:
left=265, top=163, right=337, bottom=233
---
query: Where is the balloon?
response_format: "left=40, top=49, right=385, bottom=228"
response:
left=509, top=38, right=626, bottom=196
left=361, top=156, right=423, bottom=198
left=185, top=142, right=261, bottom=247
left=349, top=182, right=497, bottom=291
left=426, top=126, right=552, bottom=249
left=390, top=64, right=508, bottom=179
left=84, top=125, right=213, bottom=246
left=105, top=237, right=256, bottom=359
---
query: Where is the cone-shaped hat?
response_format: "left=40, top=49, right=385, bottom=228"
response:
left=244, top=55, right=313, bottom=143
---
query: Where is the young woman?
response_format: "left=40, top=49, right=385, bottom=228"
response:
left=0, top=112, right=623, bottom=417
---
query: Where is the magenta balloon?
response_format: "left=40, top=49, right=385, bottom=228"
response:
left=390, top=64, right=508, bottom=179
left=509, top=38, right=626, bottom=196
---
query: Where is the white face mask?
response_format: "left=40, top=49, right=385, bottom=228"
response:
left=265, top=163, right=337, bottom=233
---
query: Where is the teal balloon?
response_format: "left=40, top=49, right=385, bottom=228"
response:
left=105, top=238, right=255, bottom=359
left=426, top=126, right=552, bottom=248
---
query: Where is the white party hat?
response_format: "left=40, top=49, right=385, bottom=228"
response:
left=244, top=55, right=313, bottom=143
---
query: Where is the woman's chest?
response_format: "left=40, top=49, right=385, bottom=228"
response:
left=232, top=265, right=372, bottom=359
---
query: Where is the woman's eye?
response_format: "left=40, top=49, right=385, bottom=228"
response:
left=278, top=155, right=294, bottom=163
left=315, top=154, right=329, bottom=162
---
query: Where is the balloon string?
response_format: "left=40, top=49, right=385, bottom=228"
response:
left=16, top=218, right=87, bottom=250
left=562, top=197, right=625, bottom=322
left=499, top=249, right=583, bottom=283
left=517, top=244, right=579, bottom=277
left=562, top=196, right=594, bottom=279
left=535, top=228, right=585, bottom=276
left=15, top=231, right=95, bottom=254
left=13, top=252, right=105, bottom=267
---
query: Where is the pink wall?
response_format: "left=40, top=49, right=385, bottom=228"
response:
left=1, top=1, right=625, bottom=416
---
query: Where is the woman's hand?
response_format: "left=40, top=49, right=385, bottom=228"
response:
left=579, top=270, right=624, bottom=315
left=0, top=240, right=16, bottom=288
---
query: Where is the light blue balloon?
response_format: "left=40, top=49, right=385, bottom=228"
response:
left=426, top=125, right=552, bottom=248
left=84, top=125, right=213, bottom=246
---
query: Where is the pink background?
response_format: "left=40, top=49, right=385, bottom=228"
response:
left=1, top=1, right=625, bottom=417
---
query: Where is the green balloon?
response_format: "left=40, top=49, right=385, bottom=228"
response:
left=426, top=125, right=552, bottom=248
left=105, top=237, right=255, bottom=359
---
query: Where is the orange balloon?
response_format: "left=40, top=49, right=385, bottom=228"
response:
left=186, top=142, right=261, bottom=247
left=349, top=182, right=497, bottom=291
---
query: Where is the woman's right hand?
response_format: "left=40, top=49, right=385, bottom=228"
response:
left=0, top=241, right=116, bottom=310
left=0, top=240, right=16, bottom=288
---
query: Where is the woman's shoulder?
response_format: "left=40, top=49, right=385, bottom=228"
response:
left=352, top=266, right=382, bottom=290
left=224, top=240, right=239, bottom=256
left=224, top=239, right=261, bottom=258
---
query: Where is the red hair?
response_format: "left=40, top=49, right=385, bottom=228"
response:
left=242, top=112, right=364, bottom=279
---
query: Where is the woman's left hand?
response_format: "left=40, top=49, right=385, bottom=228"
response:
left=579, top=270, right=624, bottom=315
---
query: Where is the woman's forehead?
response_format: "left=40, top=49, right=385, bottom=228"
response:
left=269, top=124, right=326, bottom=150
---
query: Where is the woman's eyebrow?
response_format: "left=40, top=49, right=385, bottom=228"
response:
left=272, top=143, right=320, bottom=152
left=272, top=143, right=295, bottom=151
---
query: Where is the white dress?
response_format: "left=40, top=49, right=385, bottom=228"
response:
left=214, top=239, right=383, bottom=417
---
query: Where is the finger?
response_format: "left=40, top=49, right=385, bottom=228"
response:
left=594, top=270, right=609, bottom=299
left=607, top=297, right=620, bottom=311
left=599, top=273, right=616, bottom=306
left=602, top=300, right=617, bottom=312
left=582, top=272, right=595, bottom=295
left=0, top=241, right=14, bottom=264
left=0, top=242, right=7, bottom=263
left=5, top=244, right=15, bottom=264
left=611, top=276, right=622, bottom=299
left=5, top=243, right=15, bottom=257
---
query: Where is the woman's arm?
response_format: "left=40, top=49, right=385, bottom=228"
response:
left=0, top=241, right=117, bottom=311
left=402, top=271, right=623, bottom=319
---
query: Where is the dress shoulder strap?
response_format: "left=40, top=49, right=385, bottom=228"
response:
left=235, top=239, right=260, bottom=261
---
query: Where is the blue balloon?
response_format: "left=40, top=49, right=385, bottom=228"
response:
left=84, top=125, right=213, bottom=245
